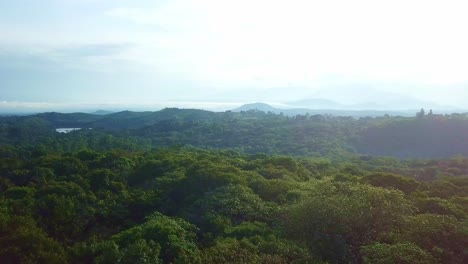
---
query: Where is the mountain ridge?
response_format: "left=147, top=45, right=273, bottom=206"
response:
left=232, top=102, right=416, bottom=117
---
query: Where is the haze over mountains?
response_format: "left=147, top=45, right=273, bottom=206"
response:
left=232, top=102, right=416, bottom=117
left=0, top=94, right=464, bottom=116
left=3, top=1, right=468, bottom=114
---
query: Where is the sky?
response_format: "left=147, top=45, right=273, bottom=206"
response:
left=1, top=0, right=468, bottom=112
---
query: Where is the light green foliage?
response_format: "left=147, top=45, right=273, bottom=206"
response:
left=4, top=186, right=36, bottom=215
left=119, top=239, right=162, bottom=264
left=112, top=212, right=201, bottom=264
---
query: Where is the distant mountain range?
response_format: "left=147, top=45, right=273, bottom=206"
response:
left=90, top=110, right=115, bottom=115
left=232, top=102, right=417, bottom=117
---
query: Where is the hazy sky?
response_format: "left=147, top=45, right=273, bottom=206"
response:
left=1, top=0, right=468, bottom=112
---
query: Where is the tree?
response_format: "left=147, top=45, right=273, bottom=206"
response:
left=361, top=242, right=436, bottom=264
left=285, top=181, right=413, bottom=263
left=187, top=184, right=276, bottom=235
left=416, top=108, right=425, bottom=118
left=362, top=172, right=420, bottom=194
left=112, top=212, right=201, bottom=264
left=0, top=214, right=67, bottom=264
left=392, top=214, right=468, bottom=264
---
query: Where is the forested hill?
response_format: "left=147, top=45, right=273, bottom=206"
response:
left=34, top=108, right=218, bottom=129
left=1, top=108, right=468, bottom=158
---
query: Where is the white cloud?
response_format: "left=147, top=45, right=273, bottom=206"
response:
left=0, top=100, right=243, bottom=113
left=2, top=0, right=468, bottom=108
left=104, top=0, right=468, bottom=88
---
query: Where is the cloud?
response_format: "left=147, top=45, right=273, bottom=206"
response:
left=54, top=43, right=132, bottom=58
left=2, top=0, right=468, bottom=110
left=0, top=101, right=60, bottom=110
left=48, top=43, right=139, bottom=72
left=0, top=100, right=243, bottom=113
left=0, top=43, right=137, bottom=75
left=102, top=0, right=468, bottom=88
left=106, top=8, right=161, bottom=26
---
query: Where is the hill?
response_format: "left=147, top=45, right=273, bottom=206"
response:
left=90, top=110, right=114, bottom=115
left=32, top=108, right=217, bottom=130
left=232, top=102, right=279, bottom=112
left=2, top=108, right=468, bottom=158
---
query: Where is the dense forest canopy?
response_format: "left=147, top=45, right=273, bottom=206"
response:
left=0, top=108, right=467, bottom=263
left=2, top=108, right=468, bottom=158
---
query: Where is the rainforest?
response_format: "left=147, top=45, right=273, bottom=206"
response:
left=0, top=109, right=467, bottom=263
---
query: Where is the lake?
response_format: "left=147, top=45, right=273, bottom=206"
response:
left=56, top=128, right=82, bottom=133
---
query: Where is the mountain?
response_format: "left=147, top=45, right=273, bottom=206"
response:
left=232, top=102, right=279, bottom=113
left=33, top=108, right=217, bottom=130
left=90, top=110, right=114, bottom=115
left=232, top=103, right=413, bottom=117
left=35, top=112, right=104, bottom=127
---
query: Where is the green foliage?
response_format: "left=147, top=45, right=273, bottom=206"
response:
left=0, top=215, right=67, bottom=263
left=285, top=181, right=413, bottom=263
left=119, top=239, right=162, bottom=264
left=188, top=184, right=276, bottom=235
left=361, top=242, right=436, bottom=264
left=415, top=197, right=466, bottom=219
left=112, top=212, right=201, bottom=263
left=200, top=237, right=263, bottom=264
left=250, top=179, right=297, bottom=203
left=82, top=237, right=163, bottom=264
left=200, top=236, right=312, bottom=264
left=4, top=109, right=468, bottom=158
left=362, top=172, right=420, bottom=194
left=0, top=112, right=467, bottom=263
left=225, top=222, right=274, bottom=239
left=390, top=214, right=468, bottom=264
left=35, top=181, right=96, bottom=242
